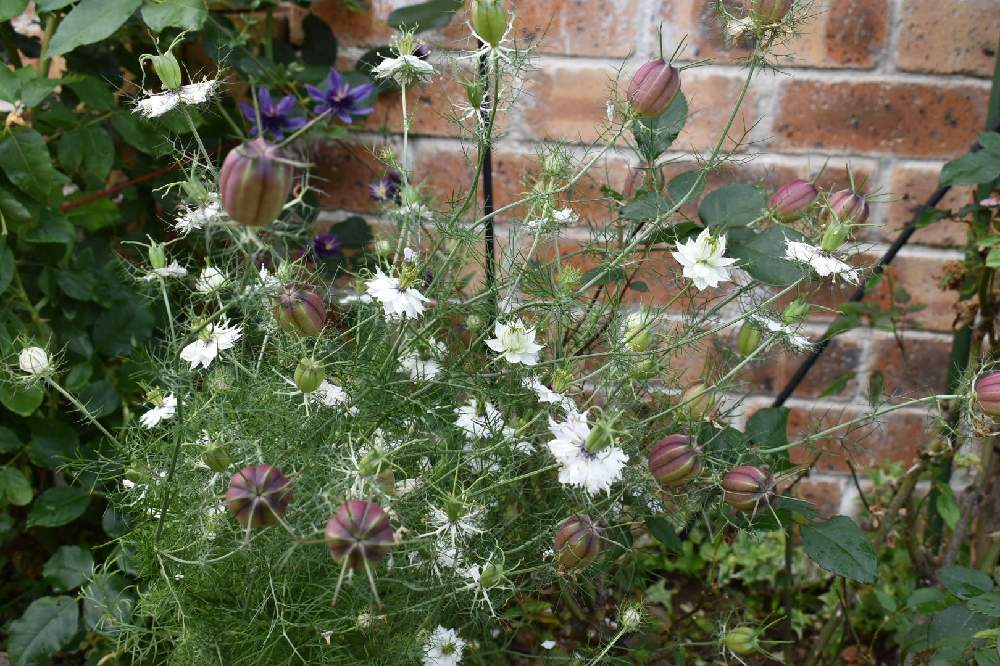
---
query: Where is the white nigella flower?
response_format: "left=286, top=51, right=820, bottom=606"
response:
left=403, top=247, right=419, bottom=263
left=747, top=314, right=812, bottom=352
left=365, top=269, right=430, bottom=321
left=179, top=318, right=242, bottom=370
left=423, top=626, right=466, bottom=666
left=454, top=399, right=505, bottom=440
left=135, top=79, right=219, bottom=118
left=552, top=207, right=579, bottom=225
left=399, top=340, right=443, bottom=381
left=18, top=346, right=51, bottom=376
left=546, top=409, right=627, bottom=495
left=541, top=640, right=557, bottom=650
left=140, top=393, right=177, bottom=428
left=144, top=260, right=188, bottom=281
left=394, top=201, right=435, bottom=222
left=175, top=193, right=223, bottom=234
left=427, top=504, right=484, bottom=539
left=671, top=228, right=739, bottom=290
left=485, top=319, right=543, bottom=366
left=195, top=266, right=226, bottom=293
left=372, top=54, right=435, bottom=86
left=523, top=376, right=564, bottom=404
left=784, top=240, right=859, bottom=284
left=310, top=380, right=352, bottom=408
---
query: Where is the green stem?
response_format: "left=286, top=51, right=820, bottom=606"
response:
left=48, top=379, right=122, bottom=448
left=37, top=13, right=58, bottom=77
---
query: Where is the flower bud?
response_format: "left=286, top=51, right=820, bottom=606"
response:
left=325, top=500, right=395, bottom=569
left=151, top=52, right=182, bottom=90
left=782, top=299, right=810, bottom=324
left=769, top=179, right=818, bottom=222
left=18, top=346, right=51, bottom=377
left=737, top=322, right=762, bottom=357
left=148, top=242, right=167, bottom=270
left=554, top=514, right=603, bottom=570
left=751, top=0, right=793, bottom=24
left=976, top=372, right=1000, bottom=417
left=294, top=358, right=324, bottom=394
left=648, top=434, right=701, bottom=488
left=627, top=59, right=681, bottom=118
left=551, top=368, right=574, bottom=394
left=820, top=219, right=850, bottom=253
left=203, top=444, right=232, bottom=472
left=464, top=77, right=484, bottom=110
left=225, top=464, right=293, bottom=528
left=478, top=562, right=503, bottom=589
left=723, top=626, right=759, bottom=655
left=721, top=466, right=774, bottom=511
left=274, top=285, right=326, bottom=336
left=629, top=358, right=658, bottom=381
left=358, top=449, right=395, bottom=492
left=583, top=411, right=620, bottom=454
left=219, top=138, right=294, bottom=227
left=824, top=189, right=869, bottom=226
left=681, top=383, right=716, bottom=420
left=470, top=0, right=508, bottom=48
left=625, top=310, right=655, bottom=353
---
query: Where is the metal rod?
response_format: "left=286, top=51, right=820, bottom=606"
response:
left=479, top=49, right=496, bottom=305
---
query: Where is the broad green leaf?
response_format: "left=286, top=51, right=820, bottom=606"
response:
left=63, top=75, right=114, bottom=111
left=800, top=515, right=877, bottom=583
left=0, top=382, right=44, bottom=417
left=83, top=573, right=135, bottom=633
left=111, top=110, right=168, bottom=155
left=0, top=466, right=33, bottom=505
left=29, top=419, right=79, bottom=469
left=21, top=210, right=73, bottom=245
left=0, top=187, right=34, bottom=232
left=78, top=380, right=120, bottom=418
left=926, top=604, right=992, bottom=649
left=0, top=425, right=23, bottom=453
left=0, top=66, right=19, bottom=102
left=0, top=243, right=13, bottom=295
left=0, top=0, right=28, bottom=21
left=746, top=407, right=789, bottom=448
left=27, top=486, right=90, bottom=528
left=387, top=0, right=461, bottom=31
left=934, top=482, right=960, bottom=531
left=979, top=132, right=1000, bottom=156
left=666, top=170, right=704, bottom=206
left=56, top=268, right=98, bottom=301
left=301, top=13, right=337, bottom=66
left=645, top=516, right=681, bottom=553
left=819, top=371, right=854, bottom=398
left=987, top=246, right=1000, bottom=269
left=0, top=128, right=61, bottom=203
left=57, top=126, right=114, bottom=183
left=698, top=183, right=767, bottom=229
left=93, top=299, right=155, bottom=356
left=941, top=566, right=995, bottom=599
left=67, top=198, right=121, bottom=232
left=141, top=0, right=207, bottom=31
left=621, top=191, right=673, bottom=222
left=7, top=595, right=79, bottom=666
left=37, top=0, right=77, bottom=9
left=726, top=226, right=806, bottom=286
left=908, top=587, right=950, bottom=613
left=940, top=150, right=1000, bottom=187
left=19, top=78, right=59, bottom=108
left=43, top=545, right=94, bottom=592
left=47, top=0, right=142, bottom=58
left=968, top=591, right=1000, bottom=618
left=633, top=92, right=687, bottom=159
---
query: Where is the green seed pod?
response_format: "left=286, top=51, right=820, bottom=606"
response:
left=681, top=383, right=716, bottom=420
left=722, top=466, right=774, bottom=511
left=293, top=358, right=324, bottom=394
left=551, top=368, right=574, bottom=394
left=470, top=0, right=508, bottom=47
left=465, top=77, right=485, bottom=110
left=782, top=299, right=810, bottom=324
left=737, top=322, right=762, bottom=357
left=203, top=444, right=232, bottom=473
left=148, top=242, right=167, bottom=270
left=723, top=626, right=759, bottom=655
left=820, top=219, right=850, bottom=253
left=751, top=0, right=793, bottom=25
left=479, top=562, right=502, bottom=589
left=151, top=52, right=182, bottom=90
left=583, top=411, right=620, bottom=454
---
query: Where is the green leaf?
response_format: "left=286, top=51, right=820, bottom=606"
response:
left=7, top=596, right=79, bottom=666
left=633, top=92, right=687, bottom=159
left=21, top=210, right=73, bottom=245
left=940, top=566, right=995, bottom=599
left=698, top=183, right=767, bottom=229
left=43, top=545, right=94, bottom=592
left=27, top=486, right=90, bottom=528
left=968, top=591, right=1000, bottom=618
left=0, top=466, right=33, bottom=505
left=940, top=150, right=1000, bottom=187
left=63, top=75, right=114, bottom=111
left=621, top=191, right=673, bottom=222
left=908, top=587, right=950, bottom=613
left=867, top=370, right=884, bottom=406
left=0, top=128, right=61, bottom=203
left=645, top=516, right=682, bottom=553
left=0, top=382, right=44, bottom=417
left=330, top=216, right=372, bottom=248
left=581, top=266, right=626, bottom=287
left=301, top=13, right=337, bottom=66
left=666, top=170, right=704, bottom=206
left=0, top=425, right=23, bottom=453
left=0, top=187, right=34, bottom=233
left=78, top=380, right=120, bottom=418
left=57, top=126, right=114, bottom=183
left=93, top=299, right=155, bottom=356
left=29, top=419, right=79, bottom=469
left=986, top=247, right=1000, bottom=269
left=387, top=0, right=461, bottom=31
left=47, top=0, right=142, bottom=57
left=819, top=371, right=854, bottom=398
left=0, top=242, right=13, bottom=295
left=111, top=110, right=167, bottom=155
left=726, top=226, right=806, bottom=286
left=934, top=482, right=960, bottom=531
left=56, top=268, right=98, bottom=301
left=0, top=0, right=29, bottom=21
left=800, top=515, right=877, bottom=583
left=66, top=198, right=120, bottom=231
left=141, top=0, right=207, bottom=31
left=37, top=0, right=76, bottom=9
left=746, top=407, right=789, bottom=448
left=83, top=573, right=135, bottom=633
left=979, top=132, right=1000, bottom=156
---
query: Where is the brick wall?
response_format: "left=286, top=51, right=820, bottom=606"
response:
left=311, top=0, right=999, bottom=515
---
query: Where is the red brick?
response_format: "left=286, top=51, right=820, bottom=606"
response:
left=874, top=253, right=960, bottom=333
left=796, top=477, right=845, bottom=517
left=787, top=405, right=931, bottom=473
left=881, top=164, right=972, bottom=247
left=868, top=332, right=953, bottom=397
left=773, top=80, right=989, bottom=158
left=896, top=0, right=1000, bottom=77
left=741, top=335, right=863, bottom=400
left=822, top=0, right=889, bottom=67
left=311, top=141, right=387, bottom=213
left=312, top=0, right=395, bottom=48
left=364, top=74, right=475, bottom=138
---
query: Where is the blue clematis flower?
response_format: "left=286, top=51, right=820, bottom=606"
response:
left=239, top=87, right=307, bottom=140
left=305, top=69, right=375, bottom=124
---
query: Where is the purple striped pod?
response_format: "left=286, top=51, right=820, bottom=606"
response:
left=721, top=466, right=774, bottom=511
left=769, top=179, right=818, bottom=221
left=554, top=514, right=603, bottom=571
left=649, top=434, right=701, bottom=488
left=627, top=59, right=681, bottom=118
left=751, top=0, right=794, bottom=24
left=977, top=372, right=1000, bottom=417
left=274, top=285, right=326, bottom=336
left=823, top=189, right=870, bottom=226
left=225, top=464, right=293, bottom=528
left=324, top=500, right=395, bottom=570
left=219, top=138, right=294, bottom=227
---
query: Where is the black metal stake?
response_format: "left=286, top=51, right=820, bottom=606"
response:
left=479, top=49, right=496, bottom=306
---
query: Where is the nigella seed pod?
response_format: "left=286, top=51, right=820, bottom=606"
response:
left=824, top=189, right=869, bottom=226
left=721, top=466, right=774, bottom=511
left=554, top=515, right=603, bottom=571
left=149, top=52, right=182, bottom=90
left=769, top=179, right=818, bottom=221
left=294, top=358, right=324, bottom=394
left=470, top=0, right=508, bottom=48
left=723, top=627, right=759, bottom=655
left=225, top=464, right=293, bottom=528
left=324, top=500, right=395, bottom=570
left=737, top=322, right=762, bottom=357
left=274, top=285, right=326, bottom=336
left=976, top=372, right=1000, bottom=417
left=627, top=59, right=681, bottom=118
left=681, top=383, right=717, bottom=420
left=203, top=444, right=232, bottom=473
left=648, top=434, right=701, bottom=488
left=219, top=138, right=294, bottom=227
left=751, top=0, right=794, bottom=24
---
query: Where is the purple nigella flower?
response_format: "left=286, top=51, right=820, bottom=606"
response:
left=413, top=44, right=431, bottom=60
left=368, top=171, right=401, bottom=202
left=239, top=88, right=307, bottom=140
left=313, top=233, right=342, bottom=258
left=305, top=69, right=375, bottom=124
